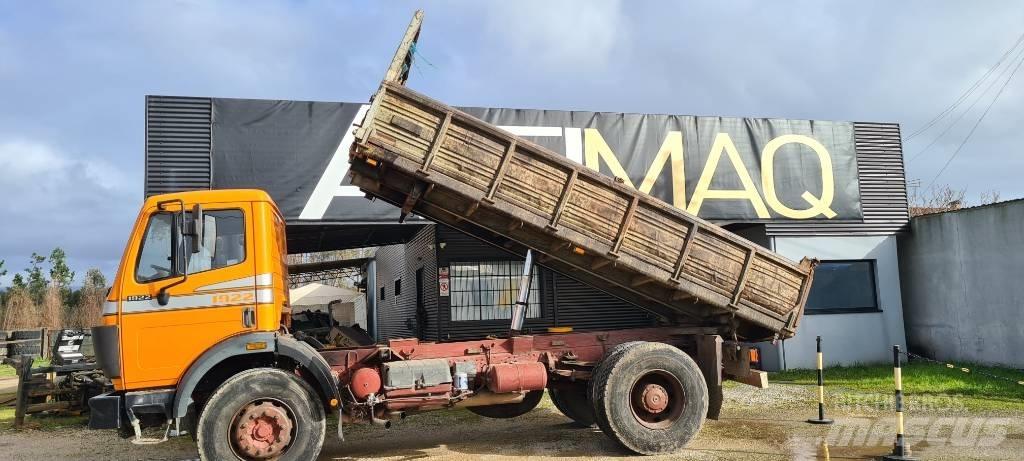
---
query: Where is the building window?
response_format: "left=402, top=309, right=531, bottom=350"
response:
left=394, top=279, right=402, bottom=296
left=806, top=260, right=879, bottom=314
left=379, top=286, right=386, bottom=301
left=449, top=261, right=540, bottom=321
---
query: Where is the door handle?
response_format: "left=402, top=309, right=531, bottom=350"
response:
left=243, top=307, right=255, bottom=328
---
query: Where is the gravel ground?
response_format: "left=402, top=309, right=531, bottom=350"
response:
left=1, top=383, right=1021, bottom=460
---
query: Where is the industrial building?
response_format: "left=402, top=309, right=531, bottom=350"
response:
left=143, top=95, right=910, bottom=369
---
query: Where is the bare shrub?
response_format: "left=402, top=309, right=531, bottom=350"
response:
left=1, top=287, right=38, bottom=330
left=39, top=285, right=63, bottom=329
left=67, top=285, right=105, bottom=328
left=909, top=184, right=1005, bottom=217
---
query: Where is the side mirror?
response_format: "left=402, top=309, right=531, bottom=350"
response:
left=190, top=204, right=204, bottom=254
left=157, top=288, right=171, bottom=306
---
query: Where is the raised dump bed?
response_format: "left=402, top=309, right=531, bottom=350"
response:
left=348, top=82, right=816, bottom=341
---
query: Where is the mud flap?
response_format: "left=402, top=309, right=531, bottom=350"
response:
left=696, top=335, right=724, bottom=420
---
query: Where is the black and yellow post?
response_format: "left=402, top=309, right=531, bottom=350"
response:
left=807, top=336, right=833, bottom=424
left=883, top=345, right=918, bottom=461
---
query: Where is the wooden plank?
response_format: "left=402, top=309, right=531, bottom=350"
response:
left=417, top=111, right=452, bottom=175
left=14, top=356, right=33, bottom=427
left=727, top=370, right=768, bottom=389
left=26, top=401, right=71, bottom=413
left=731, top=249, right=756, bottom=306
left=483, top=139, right=516, bottom=203
left=671, top=222, right=700, bottom=282
left=609, top=196, right=639, bottom=256
left=546, top=169, right=578, bottom=232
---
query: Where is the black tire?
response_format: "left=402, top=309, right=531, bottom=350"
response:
left=467, top=389, right=543, bottom=418
left=548, top=385, right=595, bottom=427
left=589, top=342, right=708, bottom=455
left=196, top=368, right=326, bottom=461
left=587, top=341, right=645, bottom=432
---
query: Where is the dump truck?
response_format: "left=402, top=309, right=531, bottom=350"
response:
left=87, top=11, right=815, bottom=460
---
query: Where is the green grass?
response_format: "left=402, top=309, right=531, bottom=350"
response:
left=0, top=407, right=88, bottom=431
left=771, top=361, right=1024, bottom=412
left=0, top=358, right=50, bottom=378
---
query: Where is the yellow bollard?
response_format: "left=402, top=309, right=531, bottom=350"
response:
left=807, top=336, right=833, bottom=424
left=882, top=345, right=918, bottom=460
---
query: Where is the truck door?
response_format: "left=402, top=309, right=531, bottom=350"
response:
left=119, top=202, right=256, bottom=389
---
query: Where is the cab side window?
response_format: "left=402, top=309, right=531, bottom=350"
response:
left=186, top=209, right=245, bottom=274
left=135, top=213, right=175, bottom=283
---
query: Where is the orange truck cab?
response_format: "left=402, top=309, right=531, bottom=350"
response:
left=89, top=189, right=340, bottom=450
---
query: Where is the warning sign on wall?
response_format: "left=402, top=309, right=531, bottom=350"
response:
left=438, top=267, right=450, bottom=297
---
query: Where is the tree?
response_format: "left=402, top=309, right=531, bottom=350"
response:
left=0, top=259, right=6, bottom=287
left=49, top=247, right=75, bottom=301
left=83, top=268, right=106, bottom=289
left=11, top=273, right=26, bottom=289
left=25, top=253, right=48, bottom=304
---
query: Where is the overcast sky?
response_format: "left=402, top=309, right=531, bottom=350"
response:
left=1, top=0, right=1023, bottom=285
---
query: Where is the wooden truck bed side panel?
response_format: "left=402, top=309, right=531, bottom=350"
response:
left=350, top=83, right=815, bottom=340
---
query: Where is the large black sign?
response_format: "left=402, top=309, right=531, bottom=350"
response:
left=211, top=98, right=860, bottom=224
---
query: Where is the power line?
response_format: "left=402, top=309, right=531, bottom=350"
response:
left=926, top=48, right=1024, bottom=190
left=908, top=43, right=1024, bottom=164
left=905, top=30, right=1024, bottom=142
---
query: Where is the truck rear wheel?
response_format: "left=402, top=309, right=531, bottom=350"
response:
left=467, top=389, right=543, bottom=418
left=196, top=368, right=326, bottom=461
left=548, top=385, right=595, bottom=427
left=589, top=342, right=708, bottom=455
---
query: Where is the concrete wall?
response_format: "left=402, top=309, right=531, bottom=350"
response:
left=898, top=201, right=1024, bottom=368
left=762, top=235, right=909, bottom=369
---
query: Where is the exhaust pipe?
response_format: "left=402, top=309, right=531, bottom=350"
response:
left=372, top=416, right=392, bottom=429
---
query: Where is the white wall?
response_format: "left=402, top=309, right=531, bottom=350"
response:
left=764, top=235, right=908, bottom=370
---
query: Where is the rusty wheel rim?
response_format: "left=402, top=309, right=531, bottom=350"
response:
left=629, top=370, right=685, bottom=429
left=230, top=399, right=296, bottom=460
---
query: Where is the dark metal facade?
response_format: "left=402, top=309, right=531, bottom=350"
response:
left=144, top=96, right=213, bottom=196
left=764, top=122, right=909, bottom=236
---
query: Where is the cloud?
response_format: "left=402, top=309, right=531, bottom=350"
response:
left=479, top=0, right=627, bottom=73
left=0, top=139, right=135, bottom=285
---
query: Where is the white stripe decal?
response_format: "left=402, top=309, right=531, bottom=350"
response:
left=196, top=273, right=274, bottom=292
left=103, top=301, right=118, bottom=315
left=256, top=288, right=274, bottom=304
left=196, top=275, right=255, bottom=292
left=122, top=289, right=256, bottom=314
left=255, top=273, right=273, bottom=287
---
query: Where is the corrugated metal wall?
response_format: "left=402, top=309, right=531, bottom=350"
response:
left=765, top=122, right=908, bottom=236
left=144, top=96, right=213, bottom=197
left=375, top=226, right=437, bottom=341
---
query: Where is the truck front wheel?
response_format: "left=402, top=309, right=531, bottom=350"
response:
left=196, top=368, right=326, bottom=461
left=589, top=342, right=709, bottom=455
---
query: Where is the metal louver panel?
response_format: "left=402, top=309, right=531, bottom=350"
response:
left=145, top=95, right=213, bottom=197
left=765, top=122, right=909, bottom=236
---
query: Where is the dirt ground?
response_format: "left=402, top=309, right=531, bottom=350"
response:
left=0, top=383, right=1021, bottom=461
